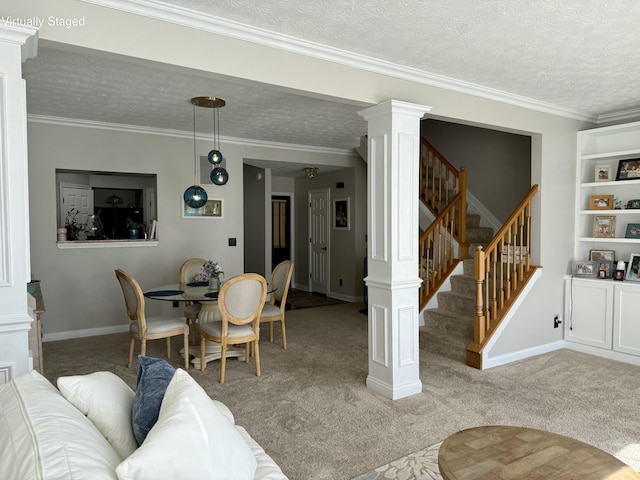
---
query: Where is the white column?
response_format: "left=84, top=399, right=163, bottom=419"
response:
left=0, top=24, right=38, bottom=383
left=358, top=100, right=431, bottom=400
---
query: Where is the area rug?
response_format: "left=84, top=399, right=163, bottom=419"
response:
left=286, top=289, right=348, bottom=310
left=351, top=441, right=443, bottom=480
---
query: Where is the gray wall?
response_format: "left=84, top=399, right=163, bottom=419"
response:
left=27, top=121, right=360, bottom=339
left=294, top=164, right=367, bottom=300
left=422, top=119, right=531, bottom=222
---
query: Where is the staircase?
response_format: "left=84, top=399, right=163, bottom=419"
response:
left=420, top=214, right=493, bottom=363
left=418, top=137, right=540, bottom=368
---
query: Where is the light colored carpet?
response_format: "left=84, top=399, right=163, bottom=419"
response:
left=43, top=302, right=640, bottom=480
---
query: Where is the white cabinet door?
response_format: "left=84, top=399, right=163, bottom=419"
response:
left=613, top=283, right=640, bottom=355
left=564, top=278, right=613, bottom=349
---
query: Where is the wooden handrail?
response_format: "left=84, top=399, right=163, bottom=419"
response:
left=419, top=193, right=462, bottom=308
left=467, top=184, right=540, bottom=369
left=419, top=138, right=468, bottom=308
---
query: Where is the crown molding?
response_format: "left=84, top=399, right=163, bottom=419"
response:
left=596, top=108, right=640, bottom=125
left=26, top=114, right=356, bottom=156
left=0, top=23, right=38, bottom=61
left=81, top=0, right=598, bottom=123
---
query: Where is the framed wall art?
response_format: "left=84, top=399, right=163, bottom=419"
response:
left=595, top=165, right=612, bottom=182
left=333, top=197, right=350, bottom=230
left=625, top=253, right=640, bottom=281
left=593, top=215, right=616, bottom=238
left=589, top=194, right=614, bottom=210
left=616, top=158, right=640, bottom=181
left=182, top=199, right=223, bottom=218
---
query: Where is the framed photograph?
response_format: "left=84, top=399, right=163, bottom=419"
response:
left=333, top=198, right=350, bottom=230
left=573, top=260, right=597, bottom=277
left=625, top=253, right=640, bottom=281
left=615, top=158, right=640, bottom=181
left=595, top=165, right=612, bottom=182
left=182, top=199, right=223, bottom=218
left=589, top=249, right=615, bottom=262
left=589, top=194, right=614, bottom=210
left=597, top=260, right=614, bottom=279
left=625, top=223, right=640, bottom=239
left=593, top=215, right=616, bottom=238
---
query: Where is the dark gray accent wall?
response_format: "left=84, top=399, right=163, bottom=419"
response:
left=422, top=119, right=531, bottom=222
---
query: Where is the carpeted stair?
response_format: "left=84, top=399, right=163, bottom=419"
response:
left=420, top=212, right=494, bottom=363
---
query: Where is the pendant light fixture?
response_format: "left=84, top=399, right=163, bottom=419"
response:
left=195, top=96, right=228, bottom=187
left=183, top=96, right=229, bottom=209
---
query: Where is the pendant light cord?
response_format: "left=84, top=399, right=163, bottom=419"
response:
left=192, top=103, right=197, bottom=184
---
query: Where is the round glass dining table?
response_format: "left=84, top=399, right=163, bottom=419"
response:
left=144, top=282, right=239, bottom=368
left=143, top=281, right=272, bottom=368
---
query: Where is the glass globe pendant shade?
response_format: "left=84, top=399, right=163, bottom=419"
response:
left=183, top=185, right=208, bottom=208
left=208, top=149, right=223, bottom=165
left=211, top=167, right=229, bottom=186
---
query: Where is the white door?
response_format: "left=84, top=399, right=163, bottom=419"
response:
left=60, top=185, right=94, bottom=229
left=309, top=189, right=329, bottom=294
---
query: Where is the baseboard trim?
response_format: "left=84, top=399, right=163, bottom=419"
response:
left=483, top=341, right=565, bottom=369
left=43, top=325, right=129, bottom=342
left=562, top=341, right=640, bottom=368
left=366, top=375, right=423, bottom=400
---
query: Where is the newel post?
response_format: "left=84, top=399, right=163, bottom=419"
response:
left=473, top=246, right=486, bottom=344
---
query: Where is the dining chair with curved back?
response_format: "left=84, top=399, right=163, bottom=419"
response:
left=260, top=260, right=294, bottom=350
left=178, top=257, right=207, bottom=329
left=115, top=269, right=189, bottom=370
left=199, top=273, right=267, bottom=384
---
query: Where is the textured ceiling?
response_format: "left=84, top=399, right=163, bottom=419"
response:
left=21, top=0, right=640, bottom=175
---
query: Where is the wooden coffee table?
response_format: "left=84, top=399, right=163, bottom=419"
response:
left=438, top=425, right=640, bottom=480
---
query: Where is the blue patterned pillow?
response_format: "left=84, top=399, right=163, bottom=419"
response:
left=132, top=356, right=176, bottom=445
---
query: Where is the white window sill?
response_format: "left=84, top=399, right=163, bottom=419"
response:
left=56, top=240, right=159, bottom=249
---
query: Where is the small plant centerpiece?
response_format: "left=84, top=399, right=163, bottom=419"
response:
left=125, top=218, right=144, bottom=239
left=65, top=208, right=89, bottom=240
left=202, top=260, right=224, bottom=291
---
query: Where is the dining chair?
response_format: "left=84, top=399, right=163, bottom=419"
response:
left=115, top=269, right=189, bottom=370
left=199, top=273, right=267, bottom=384
left=178, top=258, right=207, bottom=332
left=260, top=260, right=294, bottom=349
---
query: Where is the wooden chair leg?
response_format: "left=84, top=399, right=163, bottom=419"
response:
left=254, top=340, right=261, bottom=377
left=128, top=336, right=135, bottom=367
left=141, top=339, right=147, bottom=357
left=269, top=322, right=274, bottom=343
left=281, top=318, right=287, bottom=350
left=166, top=337, right=171, bottom=359
left=245, top=343, right=250, bottom=363
left=219, top=344, right=227, bottom=384
left=200, top=336, right=206, bottom=372
left=183, top=332, right=189, bottom=370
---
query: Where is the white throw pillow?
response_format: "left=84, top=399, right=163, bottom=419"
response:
left=116, top=369, right=257, bottom=480
left=0, top=370, right=121, bottom=480
left=57, top=372, right=138, bottom=458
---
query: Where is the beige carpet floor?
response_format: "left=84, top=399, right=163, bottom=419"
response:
left=43, top=302, right=640, bottom=480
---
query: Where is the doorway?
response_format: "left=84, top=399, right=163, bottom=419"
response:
left=271, top=195, right=291, bottom=267
left=308, top=188, right=329, bottom=294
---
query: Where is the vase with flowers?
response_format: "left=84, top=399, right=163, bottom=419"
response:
left=203, top=260, right=224, bottom=291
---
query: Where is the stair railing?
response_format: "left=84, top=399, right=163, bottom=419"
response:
left=419, top=138, right=469, bottom=309
left=419, top=192, right=462, bottom=308
left=467, top=184, right=540, bottom=368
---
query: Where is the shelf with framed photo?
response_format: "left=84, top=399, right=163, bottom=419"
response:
left=575, top=121, right=640, bottom=264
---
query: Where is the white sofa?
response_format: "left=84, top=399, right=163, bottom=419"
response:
left=0, top=369, right=287, bottom=480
